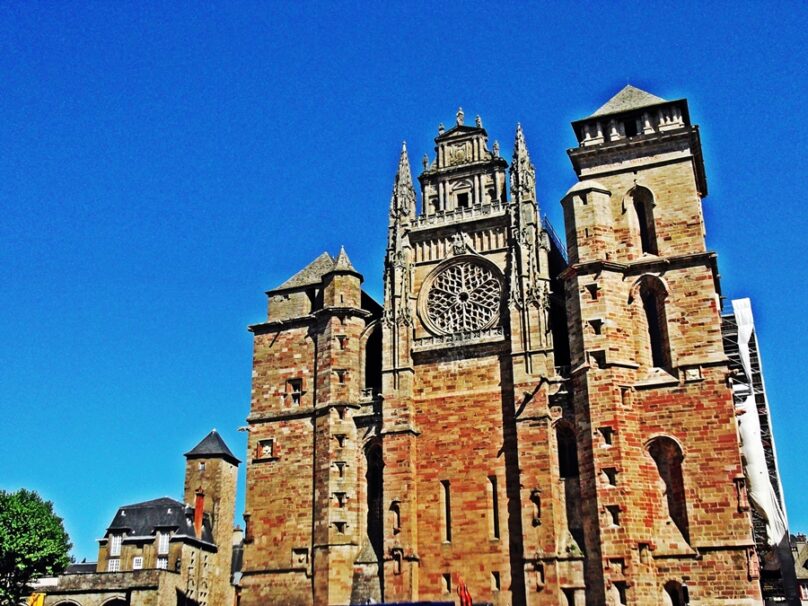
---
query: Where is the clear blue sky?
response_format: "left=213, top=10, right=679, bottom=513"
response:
left=1, top=2, right=806, bottom=561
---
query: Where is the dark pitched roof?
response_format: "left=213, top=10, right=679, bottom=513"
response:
left=589, top=84, right=666, bottom=118
left=105, top=497, right=215, bottom=545
left=273, top=252, right=334, bottom=291
left=65, top=562, right=97, bottom=574
left=184, top=430, right=240, bottom=465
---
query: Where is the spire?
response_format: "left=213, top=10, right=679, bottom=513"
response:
left=332, top=246, right=357, bottom=273
left=389, top=141, right=416, bottom=222
left=510, top=123, right=536, bottom=202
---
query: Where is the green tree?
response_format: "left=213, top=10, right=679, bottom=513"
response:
left=0, top=489, right=71, bottom=606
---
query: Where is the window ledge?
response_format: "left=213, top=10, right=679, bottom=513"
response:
left=252, top=456, right=280, bottom=463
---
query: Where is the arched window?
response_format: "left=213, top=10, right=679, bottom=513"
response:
left=648, top=437, right=689, bottom=543
left=630, top=276, right=671, bottom=369
left=629, top=186, right=658, bottom=255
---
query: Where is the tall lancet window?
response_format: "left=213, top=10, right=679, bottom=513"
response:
left=648, top=437, right=689, bottom=543
left=630, top=186, right=658, bottom=255
left=631, top=276, right=671, bottom=369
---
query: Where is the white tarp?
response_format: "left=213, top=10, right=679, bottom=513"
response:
left=732, top=298, right=788, bottom=551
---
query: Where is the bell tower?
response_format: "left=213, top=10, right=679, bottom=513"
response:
left=561, top=85, right=762, bottom=605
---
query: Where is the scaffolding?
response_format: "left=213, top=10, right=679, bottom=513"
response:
left=722, top=298, right=798, bottom=604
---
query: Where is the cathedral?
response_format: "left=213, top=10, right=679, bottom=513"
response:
left=239, top=86, right=796, bottom=606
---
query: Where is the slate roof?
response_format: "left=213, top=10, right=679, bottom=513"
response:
left=273, top=251, right=335, bottom=291
left=65, top=562, right=97, bottom=574
left=105, top=497, right=214, bottom=544
left=589, top=84, right=666, bottom=118
left=184, top=430, right=240, bottom=465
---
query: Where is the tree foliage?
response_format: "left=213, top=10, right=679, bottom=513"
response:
left=0, top=489, right=71, bottom=606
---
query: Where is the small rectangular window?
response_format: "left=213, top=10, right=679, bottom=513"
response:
left=132, top=556, right=143, bottom=570
left=440, top=480, right=452, bottom=542
left=457, top=192, right=470, bottom=208
left=288, top=379, right=303, bottom=405
left=157, top=557, right=168, bottom=570
left=107, top=558, right=120, bottom=572
left=257, top=438, right=274, bottom=459
left=109, top=534, right=122, bottom=556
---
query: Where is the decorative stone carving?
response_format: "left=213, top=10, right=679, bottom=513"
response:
left=420, top=257, right=502, bottom=335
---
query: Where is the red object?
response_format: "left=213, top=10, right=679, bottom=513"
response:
left=456, top=575, right=472, bottom=606
left=194, top=489, right=205, bottom=537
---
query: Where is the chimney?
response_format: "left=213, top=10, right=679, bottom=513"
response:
left=194, top=489, right=205, bottom=538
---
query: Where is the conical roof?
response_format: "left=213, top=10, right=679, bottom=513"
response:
left=273, top=252, right=335, bottom=291
left=184, top=430, right=240, bottom=465
left=589, top=85, right=666, bottom=118
left=331, top=246, right=359, bottom=274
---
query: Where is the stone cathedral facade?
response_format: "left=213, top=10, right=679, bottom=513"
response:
left=240, top=87, right=791, bottom=606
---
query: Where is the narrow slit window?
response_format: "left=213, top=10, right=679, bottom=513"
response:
left=632, top=187, right=658, bottom=255
left=442, top=573, right=452, bottom=593
left=488, top=476, right=500, bottom=539
left=491, top=571, right=501, bottom=591
left=606, top=505, right=620, bottom=526
left=440, top=480, right=452, bottom=542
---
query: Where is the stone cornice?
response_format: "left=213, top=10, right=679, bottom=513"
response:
left=559, top=251, right=718, bottom=281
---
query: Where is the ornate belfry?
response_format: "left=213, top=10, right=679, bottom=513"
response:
left=381, top=109, right=578, bottom=605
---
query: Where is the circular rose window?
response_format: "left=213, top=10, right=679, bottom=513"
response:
left=421, top=257, right=502, bottom=335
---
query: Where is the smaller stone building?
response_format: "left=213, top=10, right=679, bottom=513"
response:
left=40, top=431, right=240, bottom=606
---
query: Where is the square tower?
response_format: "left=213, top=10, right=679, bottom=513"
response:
left=561, top=85, right=762, bottom=605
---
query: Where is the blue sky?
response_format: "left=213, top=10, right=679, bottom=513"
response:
left=1, top=2, right=806, bottom=561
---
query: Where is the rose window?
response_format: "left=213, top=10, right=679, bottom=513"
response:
left=424, top=259, right=502, bottom=334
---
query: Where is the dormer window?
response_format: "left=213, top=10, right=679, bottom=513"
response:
left=109, top=534, right=122, bottom=556
left=158, top=531, right=170, bottom=555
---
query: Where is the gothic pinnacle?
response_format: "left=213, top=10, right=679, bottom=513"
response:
left=389, top=139, right=416, bottom=221
left=513, top=122, right=530, bottom=161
